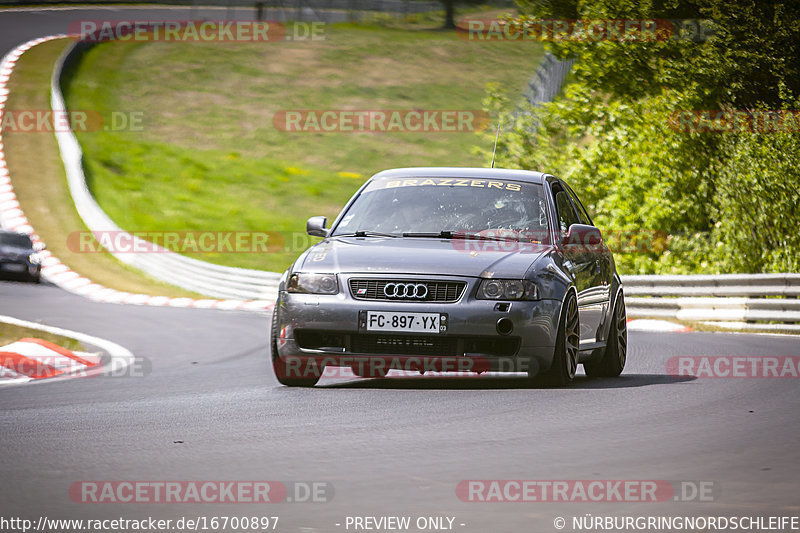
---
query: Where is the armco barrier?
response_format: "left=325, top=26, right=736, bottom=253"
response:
left=50, top=40, right=572, bottom=303
left=523, top=52, right=575, bottom=108
left=40, top=38, right=800, bottom=331
left=622, top=274, right=800, bottom=330
left=1, top=36, right=273, bottom=311
left=51, top=41, right=280, bottom=301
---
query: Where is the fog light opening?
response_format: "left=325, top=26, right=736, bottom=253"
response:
left=496, top=317, right=514, bottom=336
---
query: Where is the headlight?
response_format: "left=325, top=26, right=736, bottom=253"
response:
left=286, top=273, right=339, bottom=295
left=28, top=253, right=43, bottom=265
left=477, top=279, right=539, bottom=300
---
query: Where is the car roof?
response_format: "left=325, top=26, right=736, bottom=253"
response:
left=370, top=167, right=547, bottom=184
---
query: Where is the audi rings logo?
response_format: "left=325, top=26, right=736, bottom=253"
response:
left=384, top=282, right=428, bottom=299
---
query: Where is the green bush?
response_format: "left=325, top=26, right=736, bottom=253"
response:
left=713, top=132, right=800, bottom=273
left=483, top=0, right=800, bottom=274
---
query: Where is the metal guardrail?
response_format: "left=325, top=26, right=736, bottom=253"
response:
left=51, top=41, right=280, bottom=301
left=0, top=0, right=448, bottom=7
left=523, top=53, right=575, bottom=108
left=51, top=34, right=798, bottom=331
left=622, top=274, right=800, bottom=326
left=192, top=0, right=447, bottom=23
left=51, top=35, right=573, bottom=302
left=250, top=0, right=443, bottom=14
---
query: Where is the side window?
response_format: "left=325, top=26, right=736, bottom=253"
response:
left=564, top=183, right=593, bottom=226
left=552, top=183, right=580, bottom=234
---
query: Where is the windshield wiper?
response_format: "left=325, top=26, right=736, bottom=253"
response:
left=453, top=232, right=522, bottom=242
left=401, top=231, right=454, bottom=239
left=383, top=230, right=528, bottom=242
left=336, top=230, right=400, bottom=238
left=401, top=231, right=523, bottom=241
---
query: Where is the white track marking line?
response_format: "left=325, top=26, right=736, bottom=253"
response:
left=0, top=37, right=272, bottom=313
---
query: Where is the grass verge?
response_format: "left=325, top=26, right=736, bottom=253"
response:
left=64, top=21, right=543, bottom=271
left=3, top=38, right=200, bottom=297
left=0, top=321, right=84, bottom=351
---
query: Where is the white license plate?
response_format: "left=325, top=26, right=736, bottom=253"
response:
left=1, top=263, right=26, bottom=272
left=363, top=311, right=446, bottom=333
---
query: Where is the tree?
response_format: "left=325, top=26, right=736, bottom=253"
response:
left=440, top=0, right=488, bottom=30
left=442, top=0, right=457, bottom=29
left=482, top=0, right=800, bottom=273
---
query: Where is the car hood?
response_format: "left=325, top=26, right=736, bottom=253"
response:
left=295, top=236, right=549, bottom=279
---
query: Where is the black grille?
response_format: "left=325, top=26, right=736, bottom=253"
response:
left=351, top=334, right=458, bottom=356
left=349, top=279, right=466, bottom=302
left=296, top=330, right=521, bottom=357
left=295, top=331, right=345, bottom=351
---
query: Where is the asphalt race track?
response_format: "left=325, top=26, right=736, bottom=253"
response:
left=1, top=7, right=799, bottom=533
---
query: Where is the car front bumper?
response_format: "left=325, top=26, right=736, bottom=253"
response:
left=274, top=276, right=562, bottom=375
left=0, top=259, right=39, bottom=277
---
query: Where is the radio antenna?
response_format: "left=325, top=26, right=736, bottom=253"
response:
left=490, top=119, right=502, bottom=168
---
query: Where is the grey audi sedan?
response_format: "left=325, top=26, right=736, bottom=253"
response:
left=271, top=167, right=626, bottom=387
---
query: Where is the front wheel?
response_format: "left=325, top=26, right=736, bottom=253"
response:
left=584, top=293, right=627, bottom=378
left=531, top=292, right=579, bottom=387
left=270, top=308, right=320, bottom=387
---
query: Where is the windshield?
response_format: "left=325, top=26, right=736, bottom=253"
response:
left=0, top=233, right=32, bottom=249
left=333, top=177, right=550, bottom=240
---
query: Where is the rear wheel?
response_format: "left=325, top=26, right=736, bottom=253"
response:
left=584, top=293, right=627, bottom=378
left=532, top=292, right=579, bottom=387
left=270, top=308, right=320, bottom=387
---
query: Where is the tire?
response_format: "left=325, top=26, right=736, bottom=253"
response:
left=532, top=292, right=579, bottom=387
left=584, top=293, right=627, bottom=378
left=270, top=307, right=320, bottom=387
left=30, top=269, right=41, bottom=284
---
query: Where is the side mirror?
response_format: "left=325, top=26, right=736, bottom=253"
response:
left=563, top=224, right=603, bottom=252
left=306, top=216, right=329, bottom=238
left=33, top=242, right=47, bottom=252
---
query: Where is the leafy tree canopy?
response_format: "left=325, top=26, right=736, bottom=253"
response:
left=484, top=0, right=800, bottom=273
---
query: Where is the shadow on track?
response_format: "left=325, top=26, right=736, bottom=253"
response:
left=318, top=373, right=696, bottom=390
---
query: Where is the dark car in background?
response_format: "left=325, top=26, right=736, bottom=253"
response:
left=0, top=230, right=44, bottom=283
left=271, top=167, right=627, bottom=387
